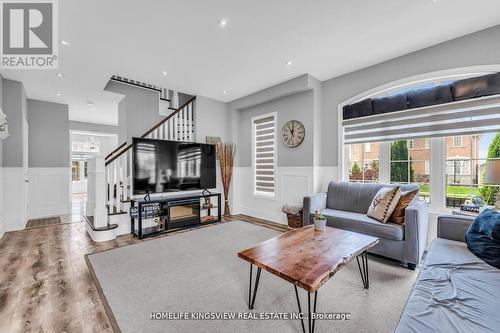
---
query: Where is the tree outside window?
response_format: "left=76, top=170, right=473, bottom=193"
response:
left=480, top=133, right=500, bottom=205
left=390, top=139, right=430, bottom=203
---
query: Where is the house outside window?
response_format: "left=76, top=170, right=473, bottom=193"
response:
left=345, top=132, right=500, bottom=209
left=349, top=142, right=380, bottom=183
left=453, top=136, right=462, bottom=147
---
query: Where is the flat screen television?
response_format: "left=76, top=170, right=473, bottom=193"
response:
left=132, top=138, right=216, bottom=195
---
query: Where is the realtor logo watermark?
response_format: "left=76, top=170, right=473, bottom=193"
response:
left=0, top=0, right=58, bottom=69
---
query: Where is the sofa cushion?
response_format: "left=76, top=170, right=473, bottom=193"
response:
left=322, top=208, right=404, bottom=241
left=465, top=209, right=500, bottom=269
left=342, top=98, right=373, bottom=120
left=367, top=186, right=401, bottom=223
left=452, top=72, right=500, bottom=101
left=390, top=188, right=419, bottom=225
left=372, top=93, right=407, bottom=114
left=407, top=84, right=453, bottom=109
left=394, top=238, right=500, bottom=333
left=326, top=181, right=418, bottom=215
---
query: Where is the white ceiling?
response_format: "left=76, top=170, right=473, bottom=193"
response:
left=2, top=0, right=500, bottom=126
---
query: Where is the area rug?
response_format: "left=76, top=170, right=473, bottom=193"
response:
left=86, top=221, right=417, bottom=333
left=25, top=216, right=62, bottom=228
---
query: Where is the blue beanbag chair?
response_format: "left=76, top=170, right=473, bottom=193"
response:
left=465, top=209, right=500, bottom=269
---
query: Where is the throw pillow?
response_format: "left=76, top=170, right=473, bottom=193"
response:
left=465, top=209, right=500, bottom=269
left=367, top=187, right=401, bottom=223
left=389, top=189, right=419, bottom=225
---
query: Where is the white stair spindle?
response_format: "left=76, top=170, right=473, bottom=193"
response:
left=182, top=106, right=186, bottom=141
left=116, top=158, right=122, bottom=212
left=186, top=104, right=191, bottom=142
left=121, top=154, right=125, bottom=204
left=169, top=116, right=174, bottom=139
left=128, top=149, right=133, bottom=198
left=159, top=123, right=164, bottom=139
left=105, top=164, right=109, bottom=208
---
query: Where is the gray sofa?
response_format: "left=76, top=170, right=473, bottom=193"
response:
left=394, top=215, right=500, bottom=332
left=303, top=181, right=429, bottom=269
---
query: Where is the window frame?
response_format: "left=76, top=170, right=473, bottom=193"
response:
left=251, top=112, right=277, bottom=199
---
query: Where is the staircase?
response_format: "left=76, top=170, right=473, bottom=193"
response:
left=85, top=89, right=196, bottom=241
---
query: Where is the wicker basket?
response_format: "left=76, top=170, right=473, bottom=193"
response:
left=286, top=212, right=303, bottom=229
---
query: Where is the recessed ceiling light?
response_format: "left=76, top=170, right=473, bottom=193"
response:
left=60, top=40, right=70, bottom=46
left=285, top=60, right=293, bottom=66
left=161, top=71, right=167, bottom=76
left=87, top=101, right=94, bottom=106
left=219, top=18, right=228, bottom=28
left=56, top=92, right=62, bottom=96
left=222, top=90, right=227, bottom=95
left=90, top=107, right=96, bottom=111
left=56, top=72, right=64, bottom=77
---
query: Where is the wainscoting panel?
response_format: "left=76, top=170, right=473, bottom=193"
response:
left=28, top=168, right=71, bottom=220
left=3, top=167, right=28, bottom=232
left=233, top=167, right=314, bottom=224
left=314, top=166, right=339, bottom=192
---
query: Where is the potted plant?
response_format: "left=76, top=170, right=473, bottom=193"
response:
left=313, top=210, right=327, bottom=231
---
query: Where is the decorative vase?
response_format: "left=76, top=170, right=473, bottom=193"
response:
left=314, top=218, right=326, bottom=231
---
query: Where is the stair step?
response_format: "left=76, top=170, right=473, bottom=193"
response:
left=84, top=215, right=118, bottom=231
left=107, top=205, right=128, bottom=216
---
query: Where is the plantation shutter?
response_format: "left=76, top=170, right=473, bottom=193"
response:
left=254, top=115, right=276, bottom=195
left=343, top=95, right=500, bottom=144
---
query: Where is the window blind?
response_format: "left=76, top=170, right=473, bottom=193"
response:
left=254, top=115, right=276, bottom=195
left=343, top=94, right=500, bottom=144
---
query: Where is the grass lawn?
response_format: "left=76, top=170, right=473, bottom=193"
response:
left=419, top=184, right=481, bottom=198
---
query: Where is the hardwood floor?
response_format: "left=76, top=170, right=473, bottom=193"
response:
left=0, top=214, right=287, bottom=333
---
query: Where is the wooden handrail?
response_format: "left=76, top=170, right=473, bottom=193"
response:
left=105, top=143, right=132, bottom=166
left=141, top=96, right=196, bottom=138
left=105, top=142, right=127, bottom=160
left=104, top=96, right=196, bottom=167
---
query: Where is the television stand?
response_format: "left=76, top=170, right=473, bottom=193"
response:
left=130, top=192, right=221, bottom=239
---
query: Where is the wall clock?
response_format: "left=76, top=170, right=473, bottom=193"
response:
left=282, top=120, right=305, bottom=148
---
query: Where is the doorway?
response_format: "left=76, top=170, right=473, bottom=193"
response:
left=70, top=130, right=118, bottom=219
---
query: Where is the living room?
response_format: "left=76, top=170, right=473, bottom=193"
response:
left=0, top=1, right=500, bottom=332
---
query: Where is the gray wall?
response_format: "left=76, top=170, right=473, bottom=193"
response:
left=2, top=79, right=27, bottom=168
left=321, top=24, right=500, bottom=167
left=104, top=81, right=161, bottom=144
left=236, top=90, right=314, bottom=167
left=27, top=99, right=70, bottom=167
left=69, top=121, right=118, bottom=134
left=195, top=96, right=229, bottom=143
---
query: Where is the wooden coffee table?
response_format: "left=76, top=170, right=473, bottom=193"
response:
left=238, top=226, right=379, bottom=333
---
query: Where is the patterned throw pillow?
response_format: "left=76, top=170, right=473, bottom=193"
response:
left=389, top=189, right=419, bottom=225
left=367, top=187, right=401, bottom=223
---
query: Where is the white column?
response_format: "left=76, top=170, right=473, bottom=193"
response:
left=86, top=160, right=95, bottom=217
left=93, top=156, right=108, bottom=228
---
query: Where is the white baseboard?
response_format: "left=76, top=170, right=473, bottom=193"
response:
left=237, top=205, right=286, bottom=224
